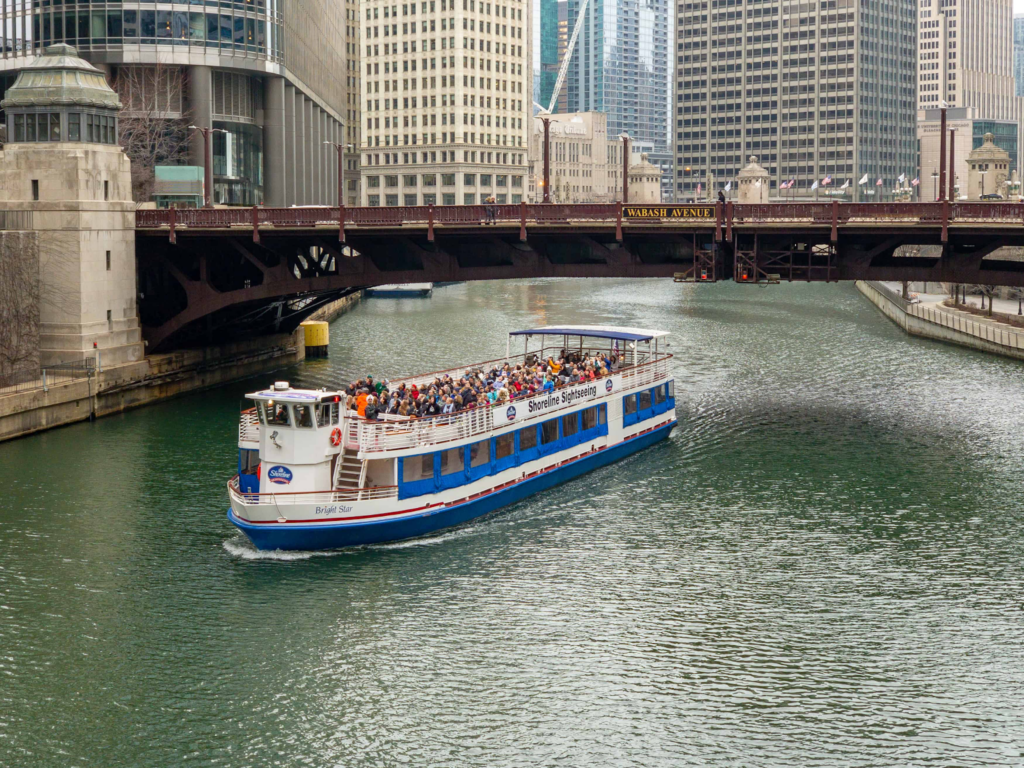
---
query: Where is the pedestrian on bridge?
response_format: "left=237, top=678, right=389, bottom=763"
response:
left=485, top=196, right=497, bottom=224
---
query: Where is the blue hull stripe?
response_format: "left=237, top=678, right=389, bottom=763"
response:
left=229, top=420, right=676, bottom=551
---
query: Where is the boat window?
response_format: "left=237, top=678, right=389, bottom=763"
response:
left=654, top=386, right=666, bottom=405
left=265, top=401, right=291, bottom=426
left=469, top=440, right=490, bottom=467
left=331, top=403, right=340, bottom=424
left=541, top=419, right=559, bottom=445
left=316, top=404, right=330, bottom=427
left=495, top=432, right=514, bottom=460
left=599, top=404, right=606, bottom=424
left=639, top=390, right=652, bottom=411
left=562, top=413, right=578, bottom=438
left=255, top=402, right=268, bottom=424
left=440, top=447, right=465, bottom=475
left=667, top=380, right=675, bottom=398
left=581, top=406, right=597, bottom=431
left=294, top=404, right=314, bottom=428
left=519, top=425, right=538, bottom=450
left=623, top=395, right=636, bottom=415
left=403, top=454, right=434, bottom=482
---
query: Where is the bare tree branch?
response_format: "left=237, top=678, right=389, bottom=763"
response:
left=112, top=64, right=192, bottom=205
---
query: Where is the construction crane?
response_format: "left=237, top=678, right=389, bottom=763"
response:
left=543, top=0, right=590, bottom=114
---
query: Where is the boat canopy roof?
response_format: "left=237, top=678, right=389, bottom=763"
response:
left=509, top=325, right=670, bottom=342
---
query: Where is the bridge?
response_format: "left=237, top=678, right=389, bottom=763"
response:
left=135, top=202, right=1024, bottom=351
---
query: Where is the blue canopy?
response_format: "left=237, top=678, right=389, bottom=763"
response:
left=509, top=325, right=669, bottom=342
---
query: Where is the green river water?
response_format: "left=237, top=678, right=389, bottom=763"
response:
left=1, top=279, right=1023, bottom=767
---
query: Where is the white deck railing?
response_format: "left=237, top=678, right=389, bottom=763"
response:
left=228, top=476, right=398, bottom=505
left=238, top=409, right=260, bottom=445
left=349, top=354, right=672, bottom=454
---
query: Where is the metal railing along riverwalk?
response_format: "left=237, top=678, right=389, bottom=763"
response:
left=0, top=359, right=96, bottom=397
left=866, top=281, right=1024, bottom=350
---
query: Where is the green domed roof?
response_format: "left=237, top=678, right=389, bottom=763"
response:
left=0, top=44, right=121, bottom=112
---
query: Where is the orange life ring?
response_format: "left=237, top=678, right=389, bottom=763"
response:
left=330, top=427, right=342, bottom=446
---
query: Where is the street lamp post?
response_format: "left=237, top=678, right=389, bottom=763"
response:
left=979, top=170, right=987, bottom=198
left=188, top=125, right=226, bottom=208
left=541, top=117, right=551, bottom=203
left=931, top=172, right=938, bottom=201
left=324, top=140, right=345, bottom=206
left=620, top=132, right=630, bottom=203
left=938, top=104, right=947, bottom=202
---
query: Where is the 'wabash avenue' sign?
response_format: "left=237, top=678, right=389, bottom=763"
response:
left=623, top=205, right=715, bottom=219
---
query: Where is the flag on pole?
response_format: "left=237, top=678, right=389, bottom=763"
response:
left=696, top=183, right=702, bottom=196
left=822, top=174, right=832, bottom=186
left=911, top=177, right=920, bottom=186
left=840, top=179, right=850, bottom=189
left=755, top=179, right=762, bottom=188
left=897, top=173, right=906, bottom=184
left=811, top=180, right=819, bottom=190
left=858, top=174, right=869, bottom=185
left=875, top=178, right=883, bottom=186
left=724, top=181, right=732, bottom=191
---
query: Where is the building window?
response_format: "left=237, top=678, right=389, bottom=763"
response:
left=385, top=194, right=399, bottom=206
left=422, top=173, right=437, bottom=186
left=464, top=173, right=476, bottom=185
left=464, top=193, right=476, bottom=204
left=367, top=176, right=380, bottom=188
left=496, top=174, right=507, bottom=187
left=441, top=173, right=455, bottom=186
left=68, top=113, right=80, bottom=141
left=480, top=173, right=492, bottom=186
left=442, top=193, right=455, bottom=205
left=31, top=180, right=39, bottom=201
left=404, top=193, right=417, bottom=205
left=512, top=175, right=523, bottom=187
left=106, top=250, right=111, bottom=271
left=403, top=174, right=417, bottom=187
left=104, top=181, right=109, bottom=201
left=385, top=175, right=398, bottom=187
left=423, top=193, right=437, bottom=204
left=368, top=194, right=381, bottom=206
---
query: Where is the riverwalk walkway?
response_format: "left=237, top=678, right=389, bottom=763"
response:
left=857, top=281, right=1024, bottom=361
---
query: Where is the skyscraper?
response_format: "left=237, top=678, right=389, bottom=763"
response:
left=0, top=0, right=353, bottom=207
left=539, top=0, right=559, bottom=109
left=674, top=0, right=917, bottom=201
left=566, top=0, right=671, bottom=154
left=556, top=0, right=569, bottom=111
left=359, top=0, right=533, bottom=206
left=1014, top=14, right=1024, bottom=98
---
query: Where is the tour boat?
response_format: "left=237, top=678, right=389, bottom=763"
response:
left=364, top=282, right=433, bottom=297
left=227, top=326, right=677, bottom=550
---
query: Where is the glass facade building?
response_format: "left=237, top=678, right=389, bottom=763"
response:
left=1015, top=15, right=1024, bottom=98
left=0, top=0, right=357, bottom=206
left=973, top=120, right=1018, bottom=174
left=566, top=0, right=671, bottom=157
left=539, top=0, right=559, bottom=109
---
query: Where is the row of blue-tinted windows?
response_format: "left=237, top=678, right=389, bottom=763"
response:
left=398, top=404, right=607, bottom=499
left=623, top=381, right=674, bottom=427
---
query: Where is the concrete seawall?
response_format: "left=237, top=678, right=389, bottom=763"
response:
left=0, top=290, right=365, bottom=442
left=856, top=281, right=1024, bottom=362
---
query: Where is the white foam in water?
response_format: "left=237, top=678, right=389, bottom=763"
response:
left=222, top=537, right=333, bottom=561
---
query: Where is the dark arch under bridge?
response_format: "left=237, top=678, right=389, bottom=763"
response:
left=136, top=203, right=1024, bottom=352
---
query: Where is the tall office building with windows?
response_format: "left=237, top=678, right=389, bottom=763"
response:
left=565, top=0, right=671, bottom=156
left=0, top=0, right=351, bottom=207
left=538, top=0, right=559, bottom=108
left=359, top=0, right=532, bottom=206
left=917, top=0, right=1021, bottom=176
left=674, top=0, right=917, bottom=201
left=1016, top=15, right=1024, bottom=98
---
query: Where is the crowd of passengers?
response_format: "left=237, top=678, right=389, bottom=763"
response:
left=344, top=350, right=622, bottom=420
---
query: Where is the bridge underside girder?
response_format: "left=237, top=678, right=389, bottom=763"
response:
left=137, top=227, right=1024, bottom=351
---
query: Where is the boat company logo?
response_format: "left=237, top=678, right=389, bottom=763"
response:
left=605, top=379, right=614, bottom=392
left=267, top=465, right=293, bottom=485
left=505, top=405, right=516, bottom=422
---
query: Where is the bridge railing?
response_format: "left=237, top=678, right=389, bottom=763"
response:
left=134, top=202, right=1024, bottom=231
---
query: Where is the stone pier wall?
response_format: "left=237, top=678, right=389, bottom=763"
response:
left=857, top=281, right=1024, bottom=361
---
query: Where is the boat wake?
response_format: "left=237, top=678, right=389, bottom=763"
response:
left=222, top=523, right=482, bottom=560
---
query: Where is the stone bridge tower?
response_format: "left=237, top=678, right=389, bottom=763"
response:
left=0, top=44, right=142, bottom=367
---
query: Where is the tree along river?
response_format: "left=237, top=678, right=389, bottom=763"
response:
left=1, top=280, right=1023, bottom=767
